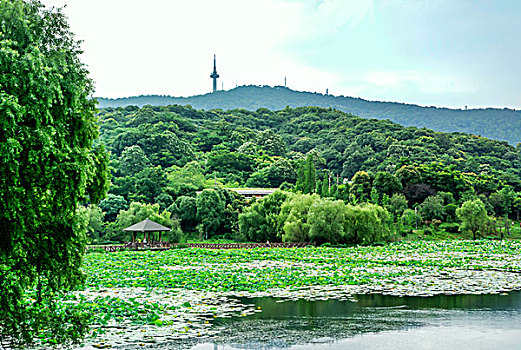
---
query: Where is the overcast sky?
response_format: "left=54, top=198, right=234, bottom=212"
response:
left=41, top=0, right=520, bottom=109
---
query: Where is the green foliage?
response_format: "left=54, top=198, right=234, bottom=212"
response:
left=437, top=191, right=455, bottom=205
left=320, top=173, right=330, bottom=197
left=343, top=204, right=390, bottom=244
left=0, top=0, right=109, bottom=346
left=98, top=103, right=521, bottom=215
left=256, top=128, right=286, bottom=156
left=116, top=202, right=173, bottom=241
left=111, top=114, right=193, bottom=168
left=99, top=194, right=129, bottom=222
left=196, top=189, right=225, bottom=239
left=456, top=199, right=490, bottom=240
left=489, top=186, right=516, bottom=217
left=279, top=193, right=321, bottom=242
left=168, top=220, right=184, bottom=243
left=206, top=150, right=256, bottom=184
left=133, top=166, right=169, bottom=203
left=513, top=197, right=521, bottom=221
left=308, top=199, right=347, bottom=244
left=350, top=171, right=373, bottom=202
left=396, top=165, right=422, bottom=187
left=246, top=158, right=297, bottom=188
left=118, top=145, right=150, bottom=177
left=111, top=165, right=169, bottom=204
left=418, top=196, right=446, bottom=221
left=92, top=89, right=521, bottom=246
left=170, top=196, right=197, bottom=232
left=373, top=171, right=402, bottom=196
left=387, top=193, right=408, bottom=217
left=334, top=184, right=350, bottom=202
left=97, top=86, right=521, bottom=146
left=155, top=193, right=174, bottom=211
left=218, top=188, right=246, bottom=238
left=166, top=162, right=206, bottom=192
left=276, top=193, right=390, bottom=245
left=401, top=209, right=422, bottom=232
left=77, top=205, right=105, bottom=243
left=444, top=203, right=459, bottom=223
left=239, top=191, right=289, bottom=242
left=87, top=144, right=111, bottom=204
left=416, top=163, right=472, bottom=200
left=296, top=154, right=316, bottom=194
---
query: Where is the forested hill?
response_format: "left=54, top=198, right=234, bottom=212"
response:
left=98, top=105, right=521, bottom=205
left=96, top=86, right=521, bottom=145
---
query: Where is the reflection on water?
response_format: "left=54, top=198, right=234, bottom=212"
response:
left=241, top=292, right=521, bottom=318
left=157, top=292, right=521, bottom=350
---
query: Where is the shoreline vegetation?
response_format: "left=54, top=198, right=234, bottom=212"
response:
left=89, top=103, right=521, bottom=249
left=44, top=240, right=521, bottom=348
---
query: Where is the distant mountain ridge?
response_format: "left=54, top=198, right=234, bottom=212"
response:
left=96, top=86, right=521, bottom=145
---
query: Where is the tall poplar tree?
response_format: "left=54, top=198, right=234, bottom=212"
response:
left=303, top=154, right=316, bottom=194
left=0, top=0, right=109, bottom=346
left=321, top=173, right=329, bottom=197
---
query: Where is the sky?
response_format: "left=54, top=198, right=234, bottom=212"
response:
left=41, top=0, right=521, bottom=109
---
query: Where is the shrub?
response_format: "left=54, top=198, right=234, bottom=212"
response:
left=439, top=222, right=460, bottom=233
left=168, top=221, right=184, bottom=243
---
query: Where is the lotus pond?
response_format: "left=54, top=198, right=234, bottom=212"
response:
left=61, top=240, right=521, bottom=349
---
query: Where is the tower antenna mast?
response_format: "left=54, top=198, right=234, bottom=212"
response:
left=210, top=54, right=220, bottom=93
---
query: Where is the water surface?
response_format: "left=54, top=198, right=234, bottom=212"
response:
left=185, top=292, right=521, bottom=350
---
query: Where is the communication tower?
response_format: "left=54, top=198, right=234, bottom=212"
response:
left=210, top=54, right=219, bottom=93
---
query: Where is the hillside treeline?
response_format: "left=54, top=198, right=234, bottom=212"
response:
left=96, top=86, right=521, bottom=145
left=84, top=104, right=521, bottom=244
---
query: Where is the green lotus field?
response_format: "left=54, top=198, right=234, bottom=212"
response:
left=48, top=240, right=521, bottom=348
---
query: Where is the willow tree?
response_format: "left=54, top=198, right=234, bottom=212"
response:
left=456, top=199, right=489, bottom=240
left=0, top=0, right=109, bottom=346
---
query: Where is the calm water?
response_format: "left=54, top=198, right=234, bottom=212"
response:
left=185, top=292, right=521, bottom=350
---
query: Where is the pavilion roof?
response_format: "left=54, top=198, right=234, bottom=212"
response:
left=123, top=218, right=171, bottom=232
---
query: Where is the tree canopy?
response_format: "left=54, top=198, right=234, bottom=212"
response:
left=97, top=104, right=521, bottom=203
left=0, top=0, right=108, bottom=346
left=88, top=102, right=521, bottom=245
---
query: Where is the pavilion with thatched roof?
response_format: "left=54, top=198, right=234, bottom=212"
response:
left=123, top=218, right=171, bottom=244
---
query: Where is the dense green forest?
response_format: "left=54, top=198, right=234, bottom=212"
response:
left=91, top=104, right=521, bottom=244
left=97, top=86, right=521, bottom=145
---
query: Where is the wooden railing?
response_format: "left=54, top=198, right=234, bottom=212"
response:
left=87, top=245, right=127, bottom=252
left=181, top=242, right=314, bottom=249
left=86, top=242, right=314, bottom=252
